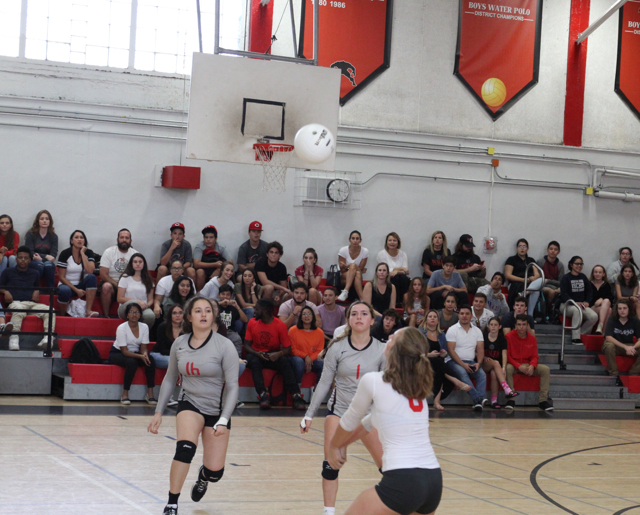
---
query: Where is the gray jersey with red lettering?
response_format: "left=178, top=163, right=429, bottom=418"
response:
left=305, top=336, right=386, bottom=419
left=156, top=331, right=239, bottom=421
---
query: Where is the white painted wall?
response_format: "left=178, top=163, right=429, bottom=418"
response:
left=1, top=1, right=640, bottom=287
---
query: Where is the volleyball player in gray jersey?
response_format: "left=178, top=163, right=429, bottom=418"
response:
left=148, top=297, right=239, bottom=515
left=300, top=300, right=386, bottom=515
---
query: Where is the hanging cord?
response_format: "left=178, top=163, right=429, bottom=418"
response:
left=265, top=0, right=290, bottom=54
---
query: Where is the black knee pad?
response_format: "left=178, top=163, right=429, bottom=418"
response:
left=203, top=466, right=224, bottom=483
left=322, top=460, right=339, bottom=480
left=173, top=440, right=197, bottom=464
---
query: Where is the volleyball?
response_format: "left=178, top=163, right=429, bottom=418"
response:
left=481, top=78, right=507, bottom=107
left=294, top=124, right=335, bottom=164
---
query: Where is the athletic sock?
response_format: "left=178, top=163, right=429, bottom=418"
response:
left=491, top=395, right=498, bottom=404
left=168, top=492, right=180, bottom=505
left=501, top=382, right=513, bottom=395
left=324, top=507, right=336, bottom=515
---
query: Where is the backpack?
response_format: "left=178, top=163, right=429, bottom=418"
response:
left=69, top=337, right=102, bottom=364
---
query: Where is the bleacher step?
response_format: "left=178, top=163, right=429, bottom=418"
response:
left=539, top=354, right=598, bottom=365
left=552, top=398, right=636, bottom=411
left=547, top=363, right=606, bottom=372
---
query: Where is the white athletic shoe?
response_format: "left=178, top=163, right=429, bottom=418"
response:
left=37, top=336, right=55, bottom=349
left=337, top=289, right=349, bottom=302
left=167, top=396, right=178, bottom=407
left=8, top=335, right=19, bottom=351
left=0, top=322, right=13, bottom=335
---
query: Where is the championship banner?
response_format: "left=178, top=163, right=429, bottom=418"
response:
left=299, top=0, right=393, bottom=106
left=615, top=1, right=640, bottom=120
left=454, top=0, right=543, bottom=120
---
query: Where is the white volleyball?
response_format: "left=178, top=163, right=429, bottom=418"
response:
left=294, top=124, right=335, bottom=164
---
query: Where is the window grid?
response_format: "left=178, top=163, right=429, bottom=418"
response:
left=1, top=0, right=247, bottom=76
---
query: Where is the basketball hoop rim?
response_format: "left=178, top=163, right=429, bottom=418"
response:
left=253, top=143, right=294, bottom=153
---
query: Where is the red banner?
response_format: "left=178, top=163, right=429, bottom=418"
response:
left=299, top=0, right=393, bottom=105
left=616, top=1, right=640, bottom=120
left=454, top=0, right=543, bottom=120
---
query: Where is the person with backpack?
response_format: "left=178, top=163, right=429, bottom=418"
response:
left=108, top=302, right=156, bottom=405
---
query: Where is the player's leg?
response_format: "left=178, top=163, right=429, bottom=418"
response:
left=191, top=419, right=230, bottom=502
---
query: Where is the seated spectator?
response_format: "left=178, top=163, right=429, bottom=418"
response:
left=108, top=303, right=156, bottom=405
left=426, top=256, right=467, bottom=310
left=502, top=296, right=535, bottom=336
left=201, top=261, right=235, bottom=301
left=438, top=292, right=459, bottom=332
left=337, top=230, right=368, bottom=302
left=99, top=228, right=137, bottom=317
left=25, top=210, right=58, bottom=288
left=163, top=275, right=195, bottom=312
left=279, top=282, right=322, bottom=328
left=602, top=299, right=640, bottom=386
left=476, top=272, right=509, bottom=316
left=505, top=315, right=553, bottom=411
left=590, top=265, right=613, bottom=335
left=0, top=301, right=13, bottom=335
left=234, top=268, right=262, bottom=319
left=537, top=241, right=564, bottom=315
left=237, top=221, right=267, bottom=280
left=151, top=304, right=183, bottom=370
left=243, top=299, right=306, bottom=410
left=0, top=214, right=19, bottom=274
left=470, top=292, right=494, bottom=330
left=193, top=225, right=232, bottom=291
left=295, top=248, right=323, bottom=306
left=453, top=234, right=488, bottom=293
left=288, top=306, right=325, bottom=385
left=371, top=308, right=403, bottom=343
left=560, top=256, right=598, bottom=344
left=607, top=247, right=639, bottom=285
left=217, top=284, right=248, bottom=356
left=117, top=253, right=155, bottom=327
left=482, top=317, right=518, bottom=409
left=317, top=287, right=346, bottom=343
left=255, top=241, right=291, bottom=305
left=0, top=246, right=55, bottom=350
left=504, top=238, right=542, bottom=316
left=404, top=276, right=429, bottom=327
left=362, top=262, right=396, bottom=318
left=445, top=305, right=487, bottom=411
left=377, top=232, right=410, bottom=306
left=615, top=264, right=640, bottom=319
left=421, top=230, right=451, bottom=280
left=419, top=309, right=465, bottom=411
left=333, top=323, right=347, bottom=339
left=153, top=260, right=195, bottom=318
left=155, top=223, right=196, bottom=283
left=57, top=230, right=98, bottom=317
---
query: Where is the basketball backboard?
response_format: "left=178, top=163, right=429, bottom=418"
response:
left=186, top=52, right=341, bottom=172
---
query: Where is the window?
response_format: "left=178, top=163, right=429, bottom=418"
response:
left=0, top=0, right=22, bottom=58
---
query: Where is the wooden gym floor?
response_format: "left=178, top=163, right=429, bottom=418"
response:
left=1, top=397, right=640, bottom=515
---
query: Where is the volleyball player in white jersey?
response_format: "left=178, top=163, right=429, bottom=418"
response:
left=328, top=327, right=442, bottom=515
left=148, top=297, right=239, bottom=515
left=300, top=300, right=386, bottom=515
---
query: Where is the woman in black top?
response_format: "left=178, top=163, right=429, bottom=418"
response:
left=150, top=304, right=184, bottom=369
left=362, top=262, right=396, bottom=318
left=560, top=256, right=598, bottom=343
left=504, top=238, right=541, bottom=314
left=482, top=317, right=518, bottom=409
left=590, top=265, right=613, bottom=335
left=164, top=275, right=196, bottom=311
left=421, top=230, right=451, bottom=279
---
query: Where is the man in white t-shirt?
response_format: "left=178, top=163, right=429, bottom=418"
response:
left=278, top=283, right=322, bottom=328
left=445, top=305, right=487, bottom=411
left=470, top=292, right=494, bottom=330
left=99, top=229, right=137, bottom=317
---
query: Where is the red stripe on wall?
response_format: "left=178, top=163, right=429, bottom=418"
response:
left=249, top=0, right=274, bottom=54
left=564, top=0, right=591, bottom=147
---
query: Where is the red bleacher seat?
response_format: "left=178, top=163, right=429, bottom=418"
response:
left=238, top=368, right=317, bottom=405
left=581, top=335, right=604, bottom=351
left=59, top=339, right=156, bottom=360
left=621, top=376, right=640, bottom=393
left=598, top=354, right=638, bottom=373
left=512, top=374, right=541, bottom=391
left=68, top=363, right=166, bottom=384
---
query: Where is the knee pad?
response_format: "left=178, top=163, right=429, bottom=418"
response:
left=173, top=440, right=197, bottom=464
left=322, top=460, right=339, bottom=480
left=202, top=466, right=224, bottom=483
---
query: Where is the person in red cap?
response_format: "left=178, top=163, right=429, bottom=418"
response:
left=156, top=223, right=195, bottom=284
left=193, top=226, right=232, bottom=291
left=236, top=221, right=267, bottom=282
left=454, top=234, right=488, bottom=293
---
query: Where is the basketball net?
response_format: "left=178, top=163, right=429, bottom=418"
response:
left=254, top=143, right=294, bottom=193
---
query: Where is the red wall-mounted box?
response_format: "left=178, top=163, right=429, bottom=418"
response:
left=162, top=166, right=201, bottom=189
